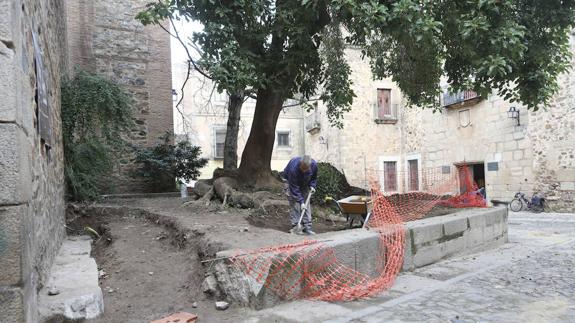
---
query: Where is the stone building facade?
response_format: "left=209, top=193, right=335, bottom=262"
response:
left=306, top=40, right=575, bottom=212
left=65, top=0, right=174, bottom=193
left=173, top=68, right=306, bottom=179
left=0, top=0, right=68, bottom=321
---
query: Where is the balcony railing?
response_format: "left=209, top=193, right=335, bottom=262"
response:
left=305, top=110, right=321, bottom=133
left=442, top=90, right=480, bottom=107
left=374, top=103, right=399, bottom=124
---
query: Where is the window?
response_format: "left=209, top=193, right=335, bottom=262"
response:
left=214, top=128, right=226, bottom=159
left=384, top=161, right=397, bottom=192
left=277, top=131, right=290, bottom=147
left=408, top=159, right=419, bottom=191
left=377, top=89, right=392, bottom=119
left=33, top=32, right=51, bottom=146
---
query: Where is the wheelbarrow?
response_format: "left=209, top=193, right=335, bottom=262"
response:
left=325, top=195, right=373, bottom=228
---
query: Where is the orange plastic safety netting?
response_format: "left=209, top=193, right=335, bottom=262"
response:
left=229, top=165, right=486, bottom=302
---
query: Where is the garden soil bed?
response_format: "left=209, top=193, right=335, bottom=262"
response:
left=247, top=200, right=461, bottom=234
left=247, top=204, right=350, bottom=234
left=66, top=207, right=248, bottom=323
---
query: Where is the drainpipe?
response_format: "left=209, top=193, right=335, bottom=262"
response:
left=301, top=105, right=306, bottom=156
left=399, top=97, right=406, bottom=193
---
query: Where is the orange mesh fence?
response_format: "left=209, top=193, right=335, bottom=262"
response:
left=229, top=165, right=485, bottom=302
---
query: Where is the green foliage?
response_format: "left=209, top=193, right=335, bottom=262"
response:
left=343, top=0, right=575, bottom=111
left=312, top=162, right=345, bottom=205
left=61, top=69, right=134, bottom=201
left=134, top=133, right=208, bottom=192
left=138, top=0, right=575, bottom=122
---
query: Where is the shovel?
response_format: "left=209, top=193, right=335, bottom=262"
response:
left=295, top=191, right=313, bottom=234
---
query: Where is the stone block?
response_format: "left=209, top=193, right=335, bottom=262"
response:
left=442, top=217, right=468, bottom=236
left=513, top=150, right=524, bottom=160
left=0, top=0, right=13, bottom=44
left=402, top=228, right=414, bottom=271
left=0, top=40, right=17, bottom=123
left=0, top=287, right=24, bottom=323
left=560, top=182, right=575, bottom=191
left=411, top=222, right=443, bottom=245
left=502, top=151, right=513, bottom=161
left=0, top=205, right=24, bottom=286
left=483, top=223, right=504, bottom=241
left=443, top=236, right=466, bottom=257
left=38, top=237, right=104, bottom=321
left=518, top=140, right=531, bottom=149
left=412, top=244, right=444, bottom=268
left=484, top=210, right=501, bottom=226
left=467, top=212, right=486, bottom=229
left=0, top=124, right=31, bottom=205
left=504, top=141, right=517, bottom=151
left=317, top=229, right=383, bottom=279
left=465, top=227, right=484, bottom=248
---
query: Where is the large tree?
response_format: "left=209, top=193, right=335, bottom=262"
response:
left=138, top=0, right=575, bottom=187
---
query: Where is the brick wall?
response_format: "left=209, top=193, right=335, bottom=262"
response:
left=0, top=0, right=68, bottom=321
left=65, top=0, right=174, bottom=193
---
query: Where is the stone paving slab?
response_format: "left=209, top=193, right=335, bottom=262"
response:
left=38, top=236, right=103, bottom=322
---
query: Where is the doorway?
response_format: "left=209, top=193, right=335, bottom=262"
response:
left=457, top=162, right=486, bottom=195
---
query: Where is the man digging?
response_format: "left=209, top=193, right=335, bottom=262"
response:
left=283, top=155, right=318, bottom=235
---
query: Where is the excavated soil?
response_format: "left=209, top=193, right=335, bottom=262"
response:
left=247, top=203, right=350, bottom=234
left=66, top=206, right=248, bottom=323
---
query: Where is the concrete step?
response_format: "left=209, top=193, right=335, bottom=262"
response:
left=38, top=236, right=103, bottom=322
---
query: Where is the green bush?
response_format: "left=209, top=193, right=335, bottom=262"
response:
left=61, top=69, right=134, bottom=201
left=134, top=133, right=208, bottom=192
left=312, top=162, right=346, bottom=205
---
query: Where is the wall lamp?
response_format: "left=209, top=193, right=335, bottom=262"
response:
left=172, top=89, right=178, bottom=103
left=507, top=106, right=520, bottom=126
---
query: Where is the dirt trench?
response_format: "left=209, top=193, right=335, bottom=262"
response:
left=66, top=206, right=246, bottom=323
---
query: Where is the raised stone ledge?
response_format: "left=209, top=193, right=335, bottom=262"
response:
left=211, top=207, right=508, bottom=309
left=38, top=236, right=103, bottom=322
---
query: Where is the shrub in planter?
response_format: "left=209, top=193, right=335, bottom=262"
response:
left=134, top=133, right=208, bottom=192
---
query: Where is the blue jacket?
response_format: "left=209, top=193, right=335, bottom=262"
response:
left=284, top=157, right=318, bottom=204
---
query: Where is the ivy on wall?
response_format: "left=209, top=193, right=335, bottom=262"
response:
left=61, top=69, right=134, bottom=201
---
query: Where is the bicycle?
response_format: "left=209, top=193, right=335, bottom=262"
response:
left=509, top=192, right=547, bottom=213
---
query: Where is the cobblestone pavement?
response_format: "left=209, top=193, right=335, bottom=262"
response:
left=246, top=212, right=575, bottom=323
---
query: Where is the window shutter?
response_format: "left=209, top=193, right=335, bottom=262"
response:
left=377, top=89, right=392, bottom=119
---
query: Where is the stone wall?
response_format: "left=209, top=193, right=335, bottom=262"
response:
left=528, top=34, right=575, bottom=212
left=65, top=0, right=174, bottom=193
left=0, top=0, right=68, bottom=321
left=174, top=70, right=306, bottom=179
left=413, top=94, right=535, bottom=204
left=306, top=48, right=406, bottom=190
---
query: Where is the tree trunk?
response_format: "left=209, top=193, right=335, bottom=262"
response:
left=238, top=88, right=284, bottom=188
left=223, top=90, right=244, bottom=170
